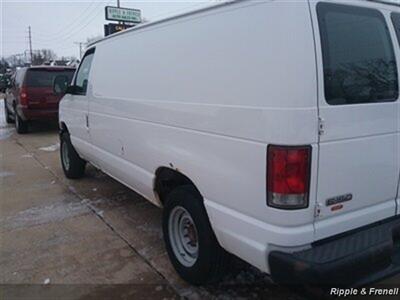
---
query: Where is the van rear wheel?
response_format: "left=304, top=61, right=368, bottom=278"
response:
left=60, top=132, right=86, bottom=179
left=162, top=185, right=229, bottom=285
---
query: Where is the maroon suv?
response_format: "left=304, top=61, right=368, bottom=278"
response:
left=4, top=66, right=75, bottom=133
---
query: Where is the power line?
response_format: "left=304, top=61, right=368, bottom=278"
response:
left=2, top=0, right=114, bottom=59
left=33, top=1, right=106, bottom=42
left=30, top=0, right=111, bottom=44
left=2, top=2, right=99, bottom=57
left=30, top=1, right=97, bottom=39
left=54, top=0, right=113, bottom=42
left=5, top=1, right=108, bottom=54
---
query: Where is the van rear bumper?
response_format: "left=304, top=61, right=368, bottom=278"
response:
left=269, top=216, right=400, bottom=286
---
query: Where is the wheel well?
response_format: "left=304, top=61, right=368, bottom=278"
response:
left=59, top=122, right=69, bottom=135
left=154, top=167, right=201, bottom=205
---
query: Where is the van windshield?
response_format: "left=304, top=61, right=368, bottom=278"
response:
left=25, top=69, right=75, bottom=88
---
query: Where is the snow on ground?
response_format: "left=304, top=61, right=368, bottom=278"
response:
left=0, top=97, right=15, bottom=140
left=0, top=94, right=5, bottom=125
left=39, top=143, right=60, bottom=152
left=0, top=171, right=15, bottom=178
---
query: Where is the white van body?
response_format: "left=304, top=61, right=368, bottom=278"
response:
left=59, top=0, right=400, bottom=285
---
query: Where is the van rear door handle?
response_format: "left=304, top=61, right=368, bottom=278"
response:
left=85, top=114, right=89, bottom=128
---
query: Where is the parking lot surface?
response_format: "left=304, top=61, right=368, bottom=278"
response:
left=0, top=97, right=306, bottom=299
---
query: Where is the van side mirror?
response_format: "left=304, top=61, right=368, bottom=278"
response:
left=65, top=85, right=76, bottom=95
left=53, top=75, right=70, bottom=95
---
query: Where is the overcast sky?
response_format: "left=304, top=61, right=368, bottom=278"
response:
left=1, top=0, right=218, bottom=59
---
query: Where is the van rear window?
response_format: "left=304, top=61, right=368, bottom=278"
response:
left=25, top=69, right=75, bottom=88
left=317, top=3, right=398, bottom=105
left=391, top=13, right=400, bottom=48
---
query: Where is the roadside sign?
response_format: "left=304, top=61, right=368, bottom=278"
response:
left=105, top=6, right=141, bottom=23
left=104, top=23, right=134, bottom=36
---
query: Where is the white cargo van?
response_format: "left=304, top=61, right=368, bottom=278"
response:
left=55, top=0, right=400, bottom=286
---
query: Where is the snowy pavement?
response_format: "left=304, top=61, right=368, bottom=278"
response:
left=0, top=95, right=15, bottom=141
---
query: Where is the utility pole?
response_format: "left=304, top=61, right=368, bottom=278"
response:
left=74, top=42, right=84, bottom=59
left=28, top=26, right=33, bottom=65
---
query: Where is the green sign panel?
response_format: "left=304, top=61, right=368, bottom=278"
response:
left=105, top=6, right=141, bottom=23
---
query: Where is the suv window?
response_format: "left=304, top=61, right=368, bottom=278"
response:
left=74, top=49, right=95, bottom=95
left=15, top=69, right=26, bottom=87
left=317, top=3, right=398, bottom=105
left=25, top=69, right=75, bottom=88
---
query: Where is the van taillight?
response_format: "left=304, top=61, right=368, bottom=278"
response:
left=267, top=145, right=311, bottom=209
left=20, top=87, right=28, bottom=106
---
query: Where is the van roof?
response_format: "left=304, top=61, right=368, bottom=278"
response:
left=87, top=0, right=399, bottom=49
left=87, top=0, right=240, bottom=48
left=367, top=0, right=400, bottom=7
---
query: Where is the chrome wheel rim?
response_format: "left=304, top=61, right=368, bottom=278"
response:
left=62, top=142, right=70, bottom=170
left=168, top=206, right=199, bottom=267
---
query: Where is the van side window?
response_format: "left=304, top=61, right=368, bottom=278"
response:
left=317, top=3, right=398, bottom=105
left=74, top=49, right=95, bottom=95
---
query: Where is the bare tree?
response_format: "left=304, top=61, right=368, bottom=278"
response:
left=32, top=49, right=57, bottom=65
left=0, top=58, right=10, bottom=73
left=6, top=54, right=25, bottom=68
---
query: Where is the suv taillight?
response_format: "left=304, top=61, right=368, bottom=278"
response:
left=267, top=145, right=311, bottom=209
left=20, top=87, right=28, bottom=106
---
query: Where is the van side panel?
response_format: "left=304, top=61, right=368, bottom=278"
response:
left=88, top=0, right=318, bottom=272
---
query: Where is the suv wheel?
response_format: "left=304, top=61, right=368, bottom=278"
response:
left=4, top=101, right=14, bottom=124
left=163, top=185, right=229, bottom=285
left=60, top=132, right=86, bottom=179
left=15, top=112, right=28, bottom=134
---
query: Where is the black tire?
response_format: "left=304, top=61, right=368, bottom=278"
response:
left=4, top=100, right=14, bottom=124
left=15, top=112, right=28, bottom=134
left=163, top=185, right=229, bottom=285
left=60, top=132, right=86, bottom=179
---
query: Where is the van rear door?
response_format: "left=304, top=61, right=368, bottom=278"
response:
left=389, top=11, right=400, bottom=216
left=310, top=1, right=400, bottom=240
